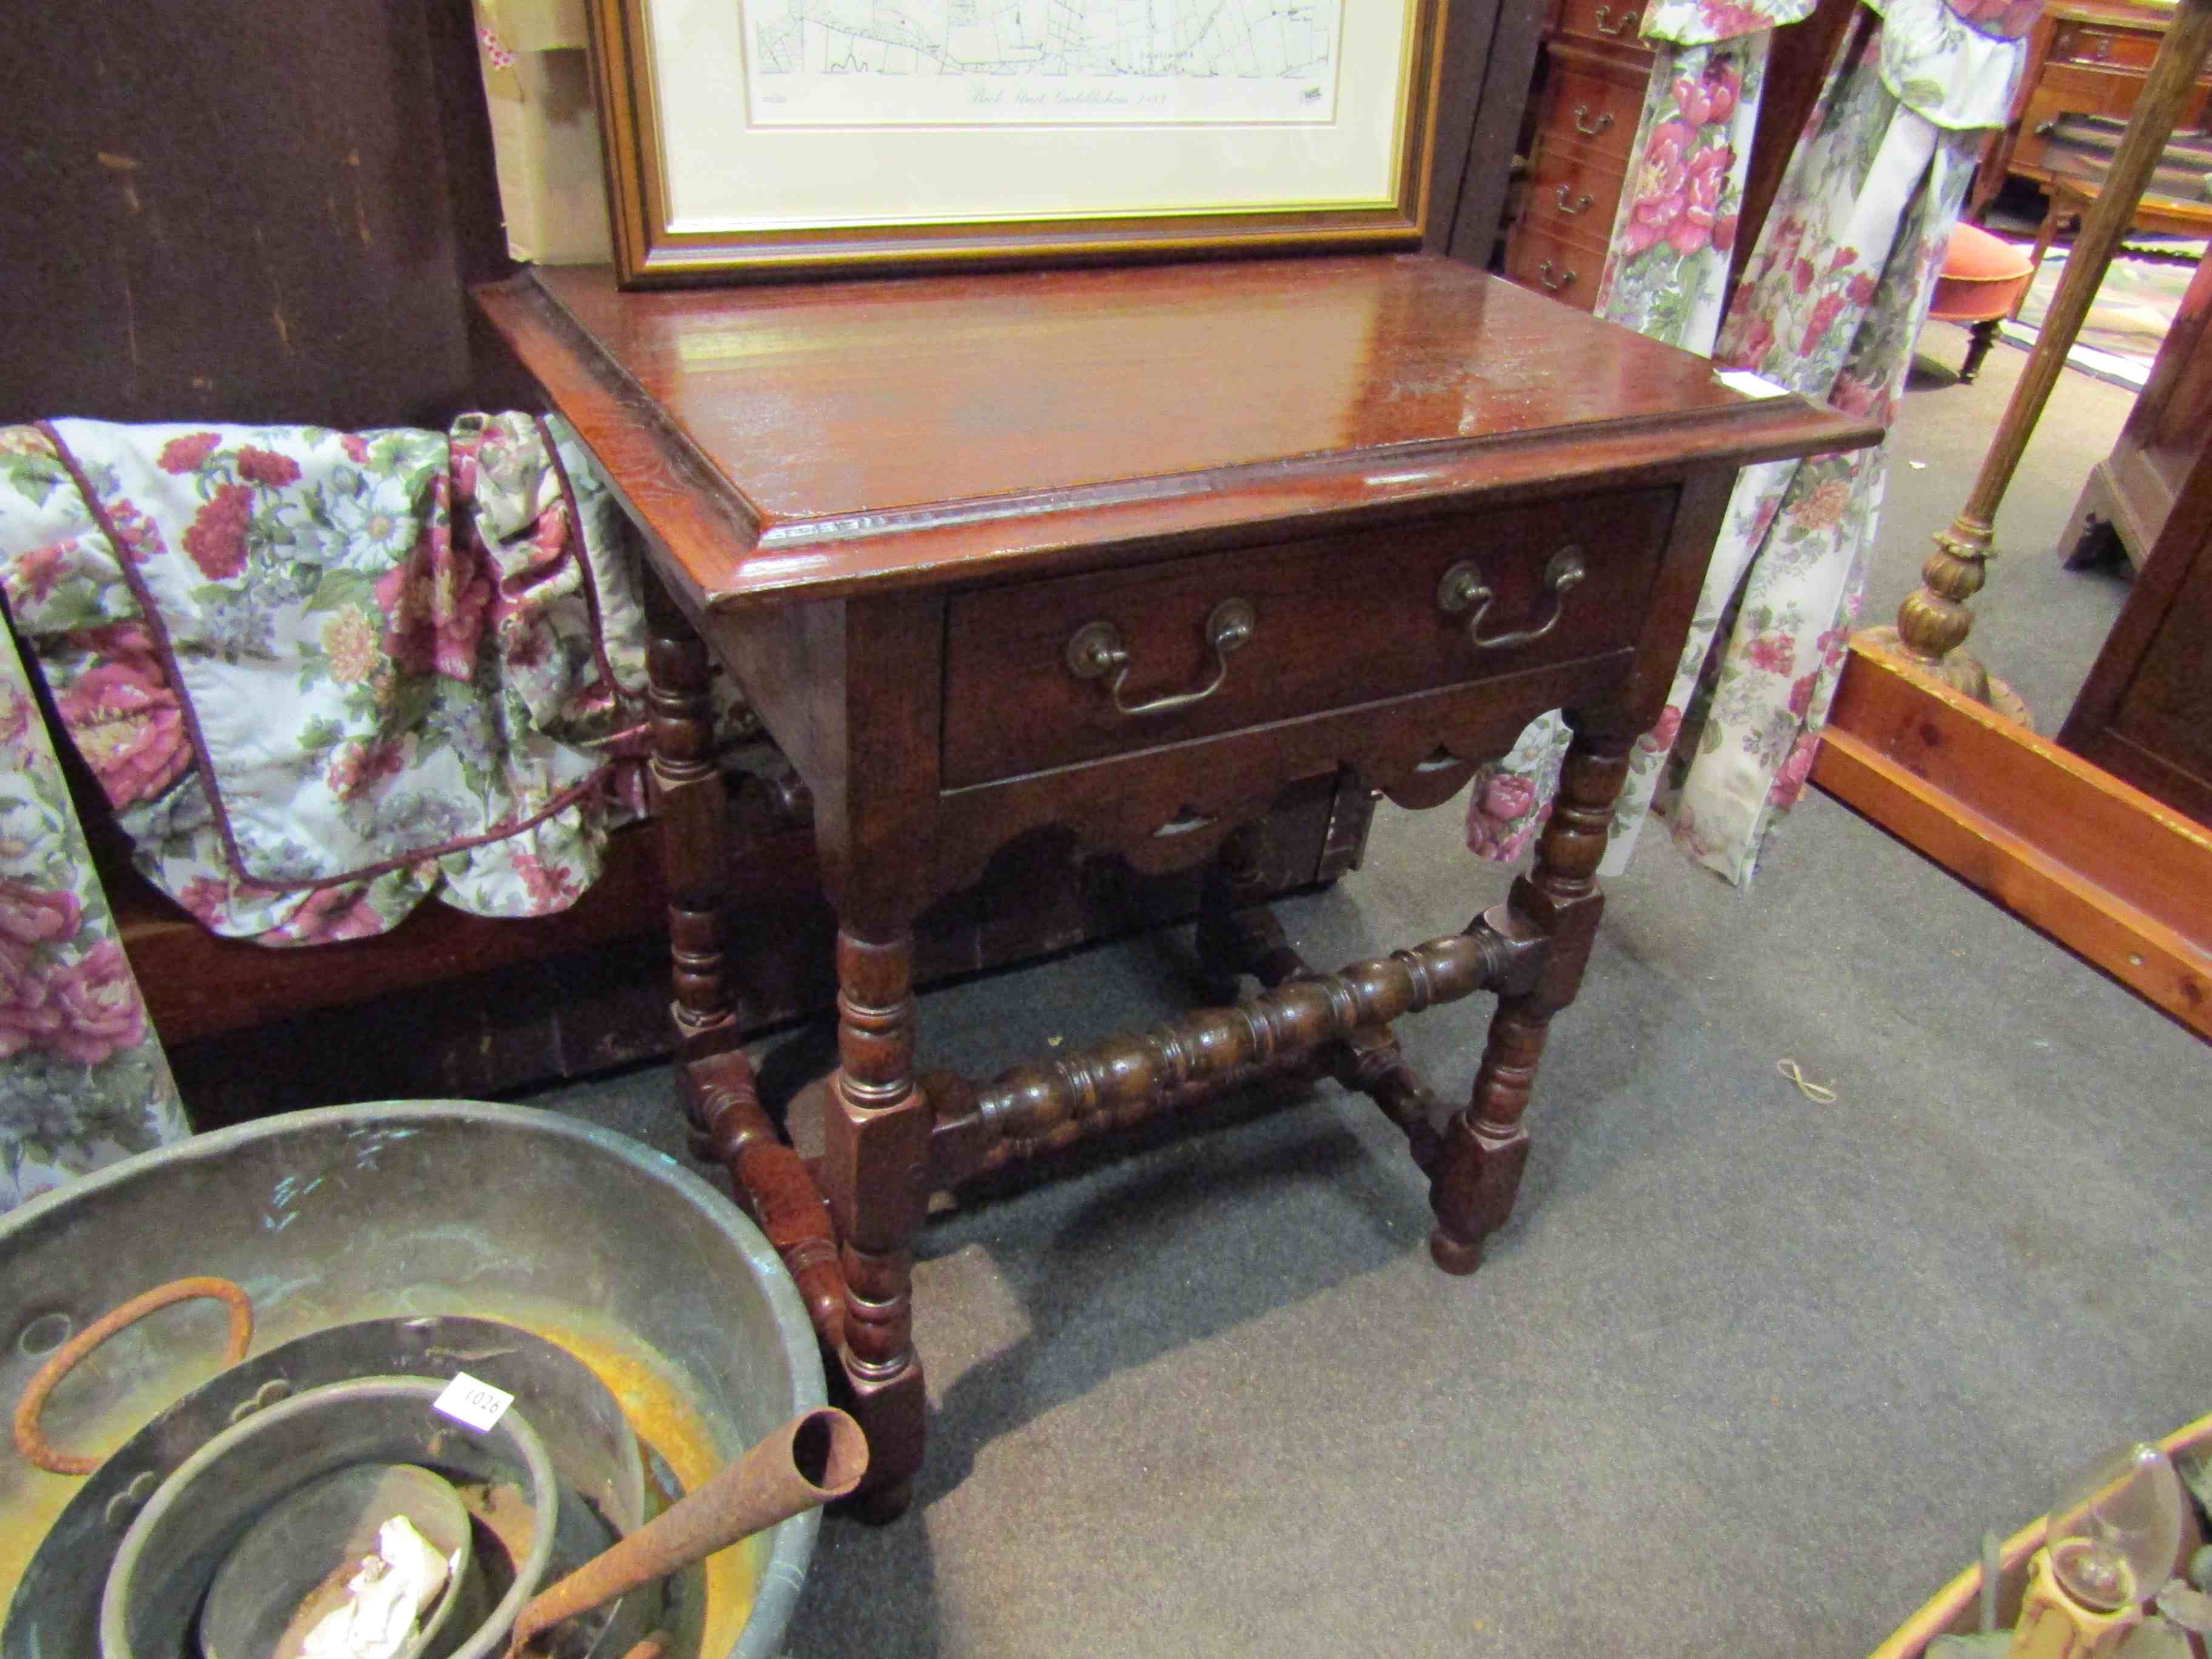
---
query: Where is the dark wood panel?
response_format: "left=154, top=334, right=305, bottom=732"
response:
left=2056, top=224, right=2212, bottom=830
left=0, top=0, right=509, bottom=429
left=2131, top=246, right=2212, bottom=506
left=1439, top=0, right=1550, bottom=268
left=2062, top=498, right=2212, bottom=827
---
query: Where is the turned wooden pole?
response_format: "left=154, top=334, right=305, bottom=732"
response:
left=1875, top=0, right=2212, bottom=707
left=930, top=923, right=1541, bottom=1183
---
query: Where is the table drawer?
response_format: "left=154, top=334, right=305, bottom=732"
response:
left=1553, top=0, right=1654, bottom=53
left=940, top=488, right=1677, bottom=787
left=2049, top=19, right=2163, bottom=72
left=1523, top=144, right=1627, bottom=245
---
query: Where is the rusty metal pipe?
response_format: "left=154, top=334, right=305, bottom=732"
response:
left=506, top=1407, right=866, bottom=1655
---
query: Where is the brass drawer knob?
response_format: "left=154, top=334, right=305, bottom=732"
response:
left=1537, top=260, right=1577, bottom=292
left=1572, top=105, right=1614, bottom=138
left=1554, top=184, right=1594, bottom=216
left=1066, top=597, right=1255, bottom=718
left=1594, top=5, right=1640, bottom=35
left=1438, top=547, right=1588, bottom=651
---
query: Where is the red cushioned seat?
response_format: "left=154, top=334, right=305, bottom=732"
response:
left=1929, top=221, right=2036, bottom=323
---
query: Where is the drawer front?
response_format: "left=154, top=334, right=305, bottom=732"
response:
left=1553, top=0, right=1655, bottom=53
left=940, top=489, right=1677, bottom=788
left=1523, top=143, right=1628, bottom=245
left=2049, top=20, right=2162, bottom=72
left=1504, top=217, right=1607, bottom=310
left=1537, top=56, right=1644, bottom=169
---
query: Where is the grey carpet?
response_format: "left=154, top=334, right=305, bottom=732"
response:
left=532, top=333, right=2208, bottom=1658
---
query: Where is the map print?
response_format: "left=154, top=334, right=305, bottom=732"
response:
left=744, top=1, right=1342, bottom=126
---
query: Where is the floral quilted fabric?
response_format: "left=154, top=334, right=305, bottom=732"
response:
left=0, top=414, right=650, bottom=947
left=1, top=617, right=188, bottom=1209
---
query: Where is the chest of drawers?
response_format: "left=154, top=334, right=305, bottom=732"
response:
left=1503, top=7, right=1653, bottom=312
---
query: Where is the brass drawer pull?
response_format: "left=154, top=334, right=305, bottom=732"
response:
left=1594, top=5, right=1640, bottom=35
left=1438, top=548, right=1588, bottom=651
left=1537, top=260, right=1577, bottom=292
left=1554, top=184, right=1594, bottom=216
left=1572, top=105, right=1614, bottom=138
left=1066, top=598, right=1255, bottom=717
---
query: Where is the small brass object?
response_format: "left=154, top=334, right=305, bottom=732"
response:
left=1438, top=547, right=1587, bottom=651
left=1594, top=5, right=1641, bottom=35
left=1065, top=598, right=1255, bottom=718
left=1554, top=186, right=1594, bottom=216
left=1537, top=260, right=1578, bottom=292
left=1572, top=105, right=1614, bottom=137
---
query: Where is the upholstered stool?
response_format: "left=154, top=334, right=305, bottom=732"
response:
left=1928, top=221, right=2037, bottom=383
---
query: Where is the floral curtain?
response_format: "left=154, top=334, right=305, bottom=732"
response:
left=0, top=414, right=657, bottom=1210
left=1594, top=0, right=1817, bottom=352
left=0, top=612, right=189, bottom=1209
left=1469, top=0, right=2039, bottom=884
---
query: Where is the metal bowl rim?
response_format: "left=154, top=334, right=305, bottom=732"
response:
left=2, top=1099, right=826, bottom=1659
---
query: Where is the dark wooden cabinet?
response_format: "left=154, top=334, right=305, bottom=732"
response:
left=2059, top=244, right=2212, bottom=828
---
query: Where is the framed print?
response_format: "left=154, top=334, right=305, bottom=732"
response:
left=584, top=0, right=1452, bottom=285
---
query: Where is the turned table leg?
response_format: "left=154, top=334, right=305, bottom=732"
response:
left=646, top=598, right=734, bottom=1059
left=817, top=925, right=931, bottom=1521
left=647, top=599, right=856, bottom=1423
left=1429, top=717, right=1631, bottom=1274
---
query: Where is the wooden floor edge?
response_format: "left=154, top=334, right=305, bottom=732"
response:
left=1812, top=726, right=2212, bottom=1039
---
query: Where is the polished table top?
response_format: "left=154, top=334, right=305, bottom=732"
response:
left=482, top=255, right=1875, bottom=612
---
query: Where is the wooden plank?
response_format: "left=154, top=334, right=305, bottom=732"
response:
left=116, top=821, right=692, bottom=1045
left=1814, top=640, right=2212, bottom=1037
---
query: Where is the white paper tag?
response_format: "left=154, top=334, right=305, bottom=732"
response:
left=432, top=1372, right=514, bottom=1432
left=1715, top=369, right=1792, bottom=400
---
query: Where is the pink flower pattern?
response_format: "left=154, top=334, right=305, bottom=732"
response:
left=55, top=623, right=192, bottom=807
left=157, top=431, right=221, bottom=474
left=0, top=880, right=83, bottom=949
left=236, top=446, right=303, bottom=488
left=41, top=941, right=148, bottom=1064
left=181, top=482, right=253, bottom=580
left=266, top=883, right=389, bottom=946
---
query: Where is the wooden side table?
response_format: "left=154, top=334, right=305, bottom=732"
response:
left=1972, top=0, right=2212, bottom=220
left=2025, top=171, right=2212, bottom=308
left=478, top=254, right=1875, bottom=1515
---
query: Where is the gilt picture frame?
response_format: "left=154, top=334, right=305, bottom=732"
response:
left=583, top=0, right=1453, bottom=286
